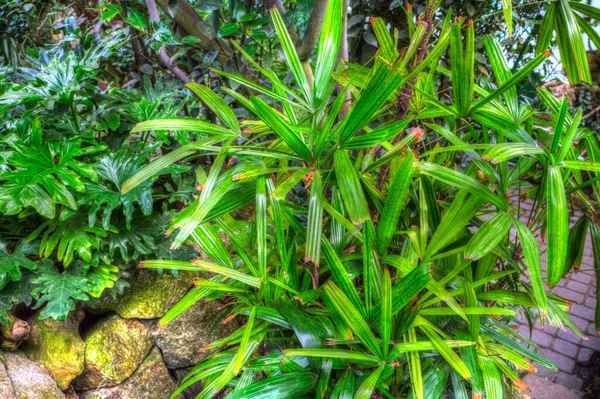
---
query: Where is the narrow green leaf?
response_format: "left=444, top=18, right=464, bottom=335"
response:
left=377, top=151, right=415, bottom=254
left=330, top=370, right=355, bottom=399
left=271, top=168, right=310, bottom=201
left=483, top=35, right=517, bottom=114
left=234, top=307, right=256, bottom=373
left=465, top=212, right=513, bottom=260
left=502, top=0, right=513, bottom=36
left=340, top=62, right=404, bottom=143
left=514, top=220, right=548, bottom=313
left=275, top=300, right=326, bottom=348
left=190, top=224, right=234, bottom=267
left=482, top=143, right=545, bottom=164
left=192, top=260, right=261, bottom=288
left=314, top=0, right=342, bottom=105
left=362, top=221, right=377, bottom=316
left=480, top=356, right=503, bottom=399
left=388, top=263, right=431, bottom=316
left=425, top=280, right=468, bottom=322
left=536, top=3, right=555, bottom=54
left=251, top=97, right=312, bottom=162
left=420, top=326, right=471, bottom=380
left=565, top=215, right=588, bottom=274
left=407, top=328, right=423, bottom=399
left=121, top=137, right=222, bottom=193
left=256, top=176, right=267, bottom=279
left=426, top=192, right=482, bottom=258
left=563, top=160, right=600, bottom=173
left=418, top=307, right=514, bottom=316
left=306, top=171, right=323, bottom=264
left=370, top=17, right=398, bottom=63
left=416, top=162, right=506, bottom=210
left=551, top=99, right=570, bottom=157
left=343, top=118, right=411, bottom=150
left=555, top=0, right=591, bottom=84
left=214, top=68, right=309, bottom=109
left=142, top=259, right=261, bottom=288
left=170, top=141, right=232, bottom=249
left=270, top=8, right=312, bottom=103
left=131, top=119, right=235, bottom=136
left=353, top=366, right=384, bottom=399
left=322, top=238, right=364, bottom=314
left=334, top=150, right=370, bottom=225
left=323, top=281, right=383, bottom=358
left=186, top=83, right=240, bottom=131
left=557, top=109, right=583, bottom=163
left=192, top=278, right=245, bottom=292
left=470, top=49, right=549, bottom=113
left=227, top=371, right=316, bottom=399
left=546, top=165, right=568, bottom=287
left=381, top=269, right=392, bottom=357
left=316, top=359, right=333, bottom=399
left=284, top=349, right=380, bottom=365
left=391, top=340, right=475, bottom=355
left=481, top=326, right=557, bottom=371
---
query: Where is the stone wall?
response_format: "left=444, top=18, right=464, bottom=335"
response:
left=0, top=269, right=238, bottom=399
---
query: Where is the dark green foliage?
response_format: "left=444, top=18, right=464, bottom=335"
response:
left=0, top=5, right=206, bottom=323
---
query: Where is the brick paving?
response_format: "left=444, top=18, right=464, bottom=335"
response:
left=514, top=199, right=598, bottom=391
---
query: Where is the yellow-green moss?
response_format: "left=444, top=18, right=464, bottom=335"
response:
left=72, top=316, right=152, bottom=390
left=23, top=315, right=84, bottom=389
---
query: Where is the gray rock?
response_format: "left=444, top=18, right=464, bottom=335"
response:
left=520, top=373, right=584, bottom=399
left=71, top=316, right=152, bottom=391
left=172, top=367, right=202, bottom=399
left=0, top=355, right=14, bottom=399
left=151, top=299, right=239, bottom=369
left=78, top=347, right=180, bottom=399
left=0, top=350, right=65, bottom=399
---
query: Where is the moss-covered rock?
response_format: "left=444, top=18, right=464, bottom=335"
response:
left=78, top=347, right=181, bottom=399
left=151, top=299, right=239, bottom=369
left=72, top=316, right=152, bottom=391
left=23, top=311, right=85, bottom=389
left=87, top=270, right=195, bottom=319
left=0, top=350, right=65, bottom=398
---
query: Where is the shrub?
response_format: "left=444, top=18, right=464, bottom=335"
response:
left=0, top=23, right=198, bottom=323
left=122, top=2, right=600, bottom=398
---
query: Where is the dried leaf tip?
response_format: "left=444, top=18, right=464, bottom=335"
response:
left=410, top=126, right=424, bottom=142
left=529, top=364, right=537, bottom=373
left=514, top=380, right=529, bottom=393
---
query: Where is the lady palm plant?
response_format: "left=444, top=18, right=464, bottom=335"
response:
left=123, top=1, right=600, bottom=398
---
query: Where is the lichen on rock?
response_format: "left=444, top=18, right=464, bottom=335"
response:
left=78, top=347, right=181, bottom=399
left=23, top=310, right=85, bottom=389
left=72, top=315, right=152, bottom=391
left=87, top=270, right=195, bottom=319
